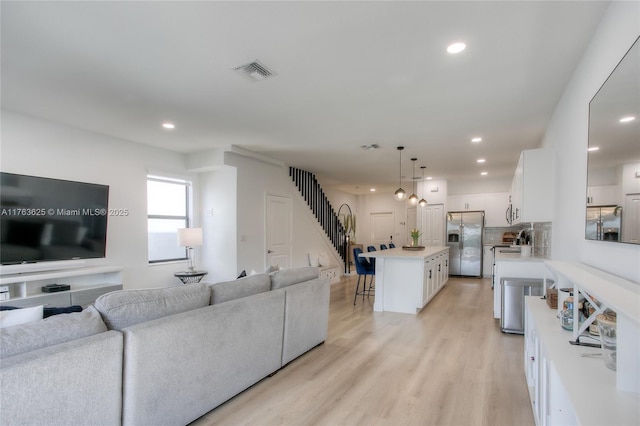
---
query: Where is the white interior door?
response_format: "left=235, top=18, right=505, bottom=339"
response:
left=266, top=195, right=291, bottom=268
left=423, top=204, right=445, bottom=246
left=370, top=212, right=394, bottom=248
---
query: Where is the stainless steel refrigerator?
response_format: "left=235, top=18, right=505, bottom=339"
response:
left=586, top=205, right=621, bottom=241
left=447, top=211, right=484, bottom=277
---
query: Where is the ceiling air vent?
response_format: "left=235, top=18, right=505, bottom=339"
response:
left=234, top=61, right=274, bottom=81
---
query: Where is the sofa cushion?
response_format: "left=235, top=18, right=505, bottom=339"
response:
left=94, top=283, right=210, bottom=330
left=0, top=305, right=43, bottom=328
left=0, top=306, right=107, bottom=359
left=207, top=273, right=271, bottom=305
left=270, top=266, right=320, bottom=290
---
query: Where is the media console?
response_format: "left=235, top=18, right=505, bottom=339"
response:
left=0, top=265, right=123, bottom=307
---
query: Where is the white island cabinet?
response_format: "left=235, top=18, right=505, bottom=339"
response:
left=524, top=261, right=640, bottom=426
left=360, top=247, right=449, bottom=314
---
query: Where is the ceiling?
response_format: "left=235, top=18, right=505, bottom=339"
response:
left=1, top=1, right=610, bottom=194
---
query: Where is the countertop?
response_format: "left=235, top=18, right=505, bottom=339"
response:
left=494, top=250, right=548, bottom=263
left=359, top=246, right=448, bottom=259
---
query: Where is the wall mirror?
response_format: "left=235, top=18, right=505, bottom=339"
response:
left=587, top=36, right=640, bottom=244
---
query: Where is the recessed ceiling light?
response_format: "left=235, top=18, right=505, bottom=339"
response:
left=370, top=188, right=376, bottom=192
left=480, top=172, right=488, bottom=176
left=588, top=146, right=599, bottom=152
left=471, top=137, right=482, bottom=143
left=447, top=42, right=466, bottom=54
left=162, top=122, right=175, bottom=130
left=426, top=176, right=433, bottom=180
left=620, top=116, right=636, bottom=123
left=477, top=158, right=486, bottom=163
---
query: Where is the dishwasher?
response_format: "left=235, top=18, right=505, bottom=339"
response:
left=500, top=277, right=548, bottom=334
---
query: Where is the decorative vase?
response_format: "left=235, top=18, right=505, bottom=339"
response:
left=412, top=237, right=419, bottom=247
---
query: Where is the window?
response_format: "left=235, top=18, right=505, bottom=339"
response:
left=147, top=175, right=191, bottom=263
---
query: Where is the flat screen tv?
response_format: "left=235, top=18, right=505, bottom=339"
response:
left=1, top=172, right=109, bottom=265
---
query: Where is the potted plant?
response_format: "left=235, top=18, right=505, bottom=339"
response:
left=410, top=229, right=422, bottom=247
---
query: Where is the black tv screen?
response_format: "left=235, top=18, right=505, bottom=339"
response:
left=0, top=172, right=109, bottom=265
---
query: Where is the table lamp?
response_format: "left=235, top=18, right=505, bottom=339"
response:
left=177, top=227, right=203, bottom=272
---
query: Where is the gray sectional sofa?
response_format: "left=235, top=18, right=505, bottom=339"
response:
left=0, top=266, right=330, bottom=426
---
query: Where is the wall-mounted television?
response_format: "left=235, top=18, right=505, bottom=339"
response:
left=1, top=172, right=109, bottom=266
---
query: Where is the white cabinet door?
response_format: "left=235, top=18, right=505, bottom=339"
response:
left=484, top=192, right=510, bottom=227
left=447, top=195, right=467, bottom=211
left=511, top=149, right=553, bottom=224
left=482, top=245, right=493, bottom=278
left=448, top=194, right=485, bottom=211
left=587, top=185, right=620, bottom=206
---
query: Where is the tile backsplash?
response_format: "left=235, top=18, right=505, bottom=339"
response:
left=484, top=222, right=552, bottom=258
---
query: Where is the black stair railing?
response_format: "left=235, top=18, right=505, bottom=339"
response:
left=289, top=167, right=347, bottom=265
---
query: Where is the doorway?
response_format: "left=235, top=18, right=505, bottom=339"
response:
left=266, top=195, right=291, bottom=268
left=370, top=212, right=394, bottom=247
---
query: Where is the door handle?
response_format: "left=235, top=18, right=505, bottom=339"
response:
left=267, top=250, right=273, bottom=253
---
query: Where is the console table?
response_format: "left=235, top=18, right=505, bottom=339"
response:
left=174, top=270, right=208, bottom=284
left=0, top=265, right=123, bottom=307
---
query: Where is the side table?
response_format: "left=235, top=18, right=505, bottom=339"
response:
left=174, top=270, right=208, bottom=284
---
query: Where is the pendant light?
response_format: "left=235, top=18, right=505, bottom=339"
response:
left=408, top=158, right=419, bottom=205
left=394, top=146, right=406, bottom=201
left=419, top=166, right=428, bottom=207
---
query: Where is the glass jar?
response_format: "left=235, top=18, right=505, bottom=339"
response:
left=596, top=312, right=617, bottom=371
left=560, top=296, right=583, bottom=331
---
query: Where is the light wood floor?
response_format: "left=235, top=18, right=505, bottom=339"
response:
left=191, top=275, right=535, bottom=426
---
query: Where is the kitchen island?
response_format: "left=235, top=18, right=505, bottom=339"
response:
left=359, top=246, right=449, bottom=314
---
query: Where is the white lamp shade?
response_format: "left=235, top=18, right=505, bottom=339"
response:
left=177, top=228, right=203, bottom=247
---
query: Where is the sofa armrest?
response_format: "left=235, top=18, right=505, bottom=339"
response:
left=281, top=277, right=330, bottom=365
left=0, top=331, right=123, bottom=426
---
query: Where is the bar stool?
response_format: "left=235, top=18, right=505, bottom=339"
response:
left=352, top=247, right=375, bottom=304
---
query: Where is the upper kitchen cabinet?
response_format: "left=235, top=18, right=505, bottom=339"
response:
left=448, top=193, right=485, bottom=212
left=484, top=193, right=511, bottom=227
left=511, top=149, right=554, bottom=224
left=587, top=185, right=620, bottom=206
left=447, top=192, right=510, bottom=227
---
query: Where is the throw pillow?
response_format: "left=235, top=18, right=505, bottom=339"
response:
left=0, top=305, right=43, bottom=328
left=0, top=305, right=83, bottom=318
left=318, top=252, right=330, bottom=267
left=308, top=252, right=319, bottom=267
left=265, top=264, right=280, bottom=273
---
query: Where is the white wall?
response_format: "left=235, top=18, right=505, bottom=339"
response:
left=1, top=110, right=195, bottom=289
left=199, top=166, right=237, bottom=283
left=222, top=152, right=342, bottom=278
left=541, top=1, right=640, bottom=283
left=448, top=176, right=511, bottom=195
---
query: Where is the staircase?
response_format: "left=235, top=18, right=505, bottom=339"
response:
left=289, top=167, right=347, bottom=266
